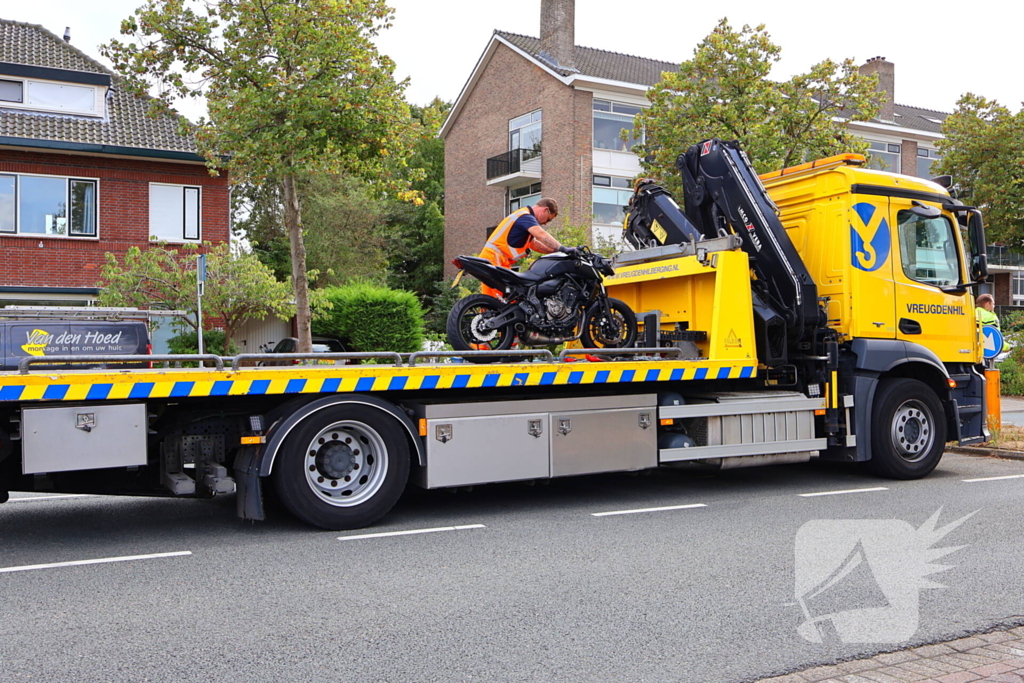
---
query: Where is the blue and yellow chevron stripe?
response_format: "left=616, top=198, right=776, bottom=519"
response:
left=0, top=360, right=757, bottom=404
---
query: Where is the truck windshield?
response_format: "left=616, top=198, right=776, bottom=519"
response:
left=896, top=210, right=960, bottom=288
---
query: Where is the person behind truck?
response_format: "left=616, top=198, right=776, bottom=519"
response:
left=976, top=293, right=1000, bottom=329
left=478, top=198, right=576, bottom=299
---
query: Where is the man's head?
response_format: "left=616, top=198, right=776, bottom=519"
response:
left=533, top=198, right=559, bottom=225
left=977, top=293, right=995, bottom=311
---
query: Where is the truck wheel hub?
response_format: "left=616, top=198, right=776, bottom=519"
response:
left=891, top=401, right=932, bottom=462
left=315, top=442, right=355, bottom=479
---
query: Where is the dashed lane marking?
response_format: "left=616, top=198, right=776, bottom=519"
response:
left=337, top=524, right=485, bottom=541
left=798, top=487, right=889, bottom=498
left=0, top=551, right=192, bottom=574
left=591, top=503, right=707, bottom=517
left=962, top=474, right=1024, bottom=483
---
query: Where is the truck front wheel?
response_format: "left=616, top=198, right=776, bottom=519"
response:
left=273, top=405, right=410, bottom=530
left=868, top=378, right=946, bottom=479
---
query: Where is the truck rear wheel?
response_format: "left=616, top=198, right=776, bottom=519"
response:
left=868, top=378, right=946, bottom=479
left=273, top=405, right=410, bottom=530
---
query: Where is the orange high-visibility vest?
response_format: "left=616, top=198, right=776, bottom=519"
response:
left=481, top=207, right=537, bottom=265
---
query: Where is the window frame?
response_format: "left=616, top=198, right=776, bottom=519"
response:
left=149, top=183, right=203, bottom=243
left=508, top=182, right=542, bottom=214
left=0, top=172, right=100, bottom=239
left=509, top=109, right=542, bottom=160
left=895, top=209, right=962, bottom=289
left=592, top=99, right=645, bottom=152
left=591, top=175, right=634, bottom=226
left=865, top=140, right=902, bottom=173
left=0, top=76, right=102, bottom=117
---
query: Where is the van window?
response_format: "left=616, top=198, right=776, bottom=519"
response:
left=896, top=210, right=960, bottom=287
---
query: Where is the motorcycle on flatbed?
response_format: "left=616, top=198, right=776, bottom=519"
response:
left=447, top=246, right=637, bottom=361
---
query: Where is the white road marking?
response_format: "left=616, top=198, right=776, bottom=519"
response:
left=962, top=474, right=1024, bottom=483
left=591, top=503, right=707, bottom=517
left=7, top=494, right=95, bottom=503
left=798, top=487, right=889, bottom=498
left=0, top=551, right=192, bottom=574
left=337, top=524, right=485, bottom=541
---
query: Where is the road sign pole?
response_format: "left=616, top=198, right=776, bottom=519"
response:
left=197, top=254, right=207, bottom=356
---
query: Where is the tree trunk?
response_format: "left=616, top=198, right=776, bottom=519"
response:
left=282, top=173, right=313, bottom=353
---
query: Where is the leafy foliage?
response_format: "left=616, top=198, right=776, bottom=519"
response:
left=167, top=329, right=238, bottom=356
left=103, top=0, right=420, bottom=352
left=312, top=283, right=424, bottom=353
left=937, top=95, right=1024, bottom=246
left=633, top=19, right=880, bottom=194
left=97, top=242, right=293, bottom=349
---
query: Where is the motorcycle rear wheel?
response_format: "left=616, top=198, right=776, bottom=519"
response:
left=447, top=294, right=516, bottom=363
left=582, top=298, right=637, bottom=349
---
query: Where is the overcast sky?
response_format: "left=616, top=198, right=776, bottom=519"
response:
left=7, top=1, right=1023, bottom=120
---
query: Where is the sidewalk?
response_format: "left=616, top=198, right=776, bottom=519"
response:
left=756, top=628, right=1024, bottom=682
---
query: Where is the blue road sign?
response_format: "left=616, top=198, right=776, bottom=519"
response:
left=983, top=325, right=1004, bottom=360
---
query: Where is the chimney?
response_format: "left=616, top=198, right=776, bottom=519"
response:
left=63, top=27, right=71, bottom=43
left=539, top=0, right=575, bottom=71
left=860, top=56, right=895, bottom=122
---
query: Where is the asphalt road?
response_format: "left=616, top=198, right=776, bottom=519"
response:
left=1, top=452, right=1023, bottom=683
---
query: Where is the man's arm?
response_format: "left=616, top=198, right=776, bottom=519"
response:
left=527, top=225, right=563, bottom=254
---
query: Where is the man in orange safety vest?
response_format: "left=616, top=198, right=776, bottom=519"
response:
left=478, top=198, right=576, bottom=299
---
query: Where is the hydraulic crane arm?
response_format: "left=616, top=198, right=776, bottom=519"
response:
left=676, top=139, right=822, bottom=347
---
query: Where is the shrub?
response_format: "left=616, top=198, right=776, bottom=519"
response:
left=167, top=330, right=238, bottom=357
left=313, top=283, right=424, bottom=353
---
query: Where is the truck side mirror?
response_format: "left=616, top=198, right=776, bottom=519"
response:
left=968, top=210, right=988, bottom=282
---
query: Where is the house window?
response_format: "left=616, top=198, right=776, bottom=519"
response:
left=0, top=79, right=24, bottom=103
left=509, top=182, right=542, bottom=213
left=593, top=100, right=643, bottom=152
left=866, top=141, right=901, bottom=173
left=0, top=173, right=98, bottom=237
left=0, top=77, right=100, bottom=116
left=1013, top=272, right=1024, bottom=304
left=509, top=110, right=542, bottom=160
left=149, top=184, right=201, bottom=242
left=917, top=148, right=941, bottom=179
left=592, top=175, right=633, bottom=225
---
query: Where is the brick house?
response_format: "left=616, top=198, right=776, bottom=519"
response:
left=441, top=0, right=1007, bottom=297
left=0, top=19, right=230, bottom=311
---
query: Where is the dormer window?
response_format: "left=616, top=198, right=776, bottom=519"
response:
left=0, top=79, right=23, bottom=103
left=0, top=64, right=109, bottom=118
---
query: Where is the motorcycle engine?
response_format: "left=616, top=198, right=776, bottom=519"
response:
left=543, top=283, right=582, bottom=326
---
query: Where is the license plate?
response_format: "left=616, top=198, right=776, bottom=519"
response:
left=451, top=270, right=465, bottom=288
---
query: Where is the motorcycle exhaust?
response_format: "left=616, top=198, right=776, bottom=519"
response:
left=522, top=330, right=582, bottom=345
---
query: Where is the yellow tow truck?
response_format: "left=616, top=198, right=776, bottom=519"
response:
left=0, top=139, right=989, bottom=529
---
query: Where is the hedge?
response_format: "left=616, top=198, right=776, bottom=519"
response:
left=313, top=283, right=424, bottom=354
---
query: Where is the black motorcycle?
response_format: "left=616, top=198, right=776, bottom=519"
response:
left=446, top=246, right=637, bottom=359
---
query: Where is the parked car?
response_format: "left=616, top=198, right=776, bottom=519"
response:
left=1, top=319, right=150, bottom=371
left=259, top=337, right=349, bottom=366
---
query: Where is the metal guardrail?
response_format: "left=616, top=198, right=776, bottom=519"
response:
left=408, top=349, right=555, bottom=365
left=12, top=347, right=691, bottom=375
left=18, top=354, right=224, bottom=374
left=557, top=347, right=684, bottom=361
left=230, top=352, right=404, bottom=370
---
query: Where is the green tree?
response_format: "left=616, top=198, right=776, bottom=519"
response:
left=97, top=242, right=294, bottom=350
left=634, top=19, right=880, bottom=194
left=385, top=98, right=450, bottom=300
left=103, top=0, right=419, bottom=353
left=937, top=95, right=1024, bottom=245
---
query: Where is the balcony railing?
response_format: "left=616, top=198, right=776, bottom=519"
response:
left=987, top=245, right=1024, bottom=269
left=486, top=148, right=541, bottom=181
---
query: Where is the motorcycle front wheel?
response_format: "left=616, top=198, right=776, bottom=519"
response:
left=582, top=297, right=637, bottom=349
left=447, top=294, right=516, bottom=362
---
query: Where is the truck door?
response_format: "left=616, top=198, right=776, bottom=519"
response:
left=848, top=199, right=897, bottom=340
left=889, top=197, right=976, bottom=363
